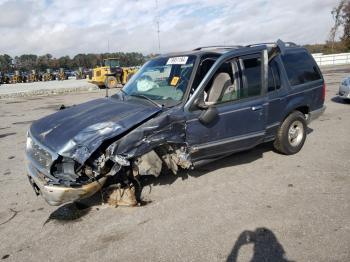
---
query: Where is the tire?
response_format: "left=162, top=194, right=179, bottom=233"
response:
left=274, top=111, right=307, bottom=155
left=105, top=76, right=118, bottom=89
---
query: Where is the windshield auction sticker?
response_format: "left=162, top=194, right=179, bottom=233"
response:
left=170, top=76, right=180, bottom=86
left=166, top=56, right=188, bottom=65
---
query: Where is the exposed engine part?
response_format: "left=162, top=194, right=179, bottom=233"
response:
left=94, top=154, right=107, bottom=172
left=84, top=166, right=94, bottom=179
left=104, top=184, right=137, bottom=207
left=107, top=163, right=122, bottom=176
left=164, top=147, right=192, bottom=174
left=51, top=157, right=84, bottom=186
left=112, top=155, right=130, bottom=166
left=132, top=146, right=192, bottom=177
left=133, top=150, right=163, bottom=177
left=51, top=151, right=119, bottom=187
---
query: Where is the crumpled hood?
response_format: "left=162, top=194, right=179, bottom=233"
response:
left=30, top=97, right=161, bottom=163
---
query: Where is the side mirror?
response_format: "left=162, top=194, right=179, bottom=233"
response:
left=199, top=106, right=218, bottom=125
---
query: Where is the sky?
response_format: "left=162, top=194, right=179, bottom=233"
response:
left=0, top=0, right=339, bottom=57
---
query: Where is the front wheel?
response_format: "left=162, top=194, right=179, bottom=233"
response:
left=274, top=111, right=307, bottom=155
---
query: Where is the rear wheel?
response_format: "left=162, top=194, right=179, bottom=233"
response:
left=274, top=111, right=307, bottom=155
left=105, top=76, right=118, bottom=89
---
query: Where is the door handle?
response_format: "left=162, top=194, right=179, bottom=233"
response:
left=251, top=105, right=263, bottom=111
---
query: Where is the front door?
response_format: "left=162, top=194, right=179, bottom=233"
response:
left=185, top=51, right=268, bottom=162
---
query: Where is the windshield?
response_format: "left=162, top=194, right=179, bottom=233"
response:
left=122, top=55, right=196, bottom=102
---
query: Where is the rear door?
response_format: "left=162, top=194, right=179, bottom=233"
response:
left=185, top=50, right=268, bottom=161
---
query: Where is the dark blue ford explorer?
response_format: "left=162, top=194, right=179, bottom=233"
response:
left=26, top=40, right=326, bottom=206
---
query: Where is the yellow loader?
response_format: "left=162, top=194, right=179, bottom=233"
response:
left=11, top=71, right=23, bottom=84
left=57, top=68, right=66, bottom=81
left=43, top=69, right=55, bottom=81
left=28, top=70, right=39, bottom=82
left=90, top=58, right=137, bottom=89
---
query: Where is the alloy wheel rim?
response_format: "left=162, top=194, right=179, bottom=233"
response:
left=288, top=120, right=304, bottom=147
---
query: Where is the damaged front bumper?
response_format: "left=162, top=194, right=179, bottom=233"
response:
left=27, top=162, right=107, bottom=206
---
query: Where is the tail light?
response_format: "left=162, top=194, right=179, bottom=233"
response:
left=322, top=83, right=326, bottom=101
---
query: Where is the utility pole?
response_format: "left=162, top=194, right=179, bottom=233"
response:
left=155, top=0, right=161, bottom=53
left=106, top=38, right=110, bottom=98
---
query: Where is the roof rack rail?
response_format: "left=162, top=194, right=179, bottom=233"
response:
left=193, top=45, right=243, bottom=51
left=246, top=41, right=298, bottom=48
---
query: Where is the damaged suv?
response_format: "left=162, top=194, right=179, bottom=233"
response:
left=26, top=40, right=326, bottom=206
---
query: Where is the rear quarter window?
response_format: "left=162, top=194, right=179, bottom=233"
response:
left=281, top=50, right=322, bottom=86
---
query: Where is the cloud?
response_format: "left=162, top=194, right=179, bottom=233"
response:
left=0, top=0, right=34, bottom=27
left=0, top=0, right=337, bottom=57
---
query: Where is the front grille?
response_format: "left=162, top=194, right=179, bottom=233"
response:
left=96, top=70, right=101, bottom=77
left=26, top=135, right=53, bottom=171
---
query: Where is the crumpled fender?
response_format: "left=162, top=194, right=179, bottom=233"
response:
left=110, top=107, right=187, bottom=158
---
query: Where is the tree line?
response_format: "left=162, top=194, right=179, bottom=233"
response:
left=305, top=0, right=350, bottom=54
left=0, top=52, right=147, bottom=72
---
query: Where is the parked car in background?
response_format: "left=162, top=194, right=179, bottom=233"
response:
left=25, top=40, right=326, bottom=206
left=338, top=76, right=350, bottom=100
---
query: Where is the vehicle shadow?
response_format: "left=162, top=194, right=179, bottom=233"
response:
left=331, top=96, right=350, bottom=104
left=226, top=227, right=293, bottom=262
left=43, top=193, right=102, bottom=225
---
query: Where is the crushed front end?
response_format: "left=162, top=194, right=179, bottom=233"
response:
left=26, top=132, right=108, bottom=206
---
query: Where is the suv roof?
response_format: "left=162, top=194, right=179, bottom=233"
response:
left=160, top=40, right=301, bottom=58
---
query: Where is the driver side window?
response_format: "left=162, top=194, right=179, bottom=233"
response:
left=203, top=54, right=263, bottom=105
left=203, top=60, right=240, bottom=105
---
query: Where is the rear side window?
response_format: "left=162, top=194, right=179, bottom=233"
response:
left=241, top=57, right=262, bottom=98
left=268, top=60, right=281, bottom=92
left=282, top=50, right=321, bottom=86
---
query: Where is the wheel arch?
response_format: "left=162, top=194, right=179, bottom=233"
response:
left=282, top=102, right=310, bottom=122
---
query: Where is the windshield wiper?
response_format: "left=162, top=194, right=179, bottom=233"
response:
left=129, top=93, right=163, bottom=108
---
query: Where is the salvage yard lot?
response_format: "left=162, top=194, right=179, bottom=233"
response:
left=0, top=66, right=349, bottom=262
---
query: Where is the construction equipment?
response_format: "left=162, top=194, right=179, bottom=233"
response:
left=28, top=70, right=39, bottom=82
left=75, top=67, right=85, bottom=80
left=57, top=68, right=66, bottom=81
left=11, top=71, right=23, bottom=84
left=0, top=72, right=10, bottom=84
left=89, top=58, right=138, bottom=89
left=42, top=69, right=55, bottom=81
left=22, top=72, right=28, bottom=83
